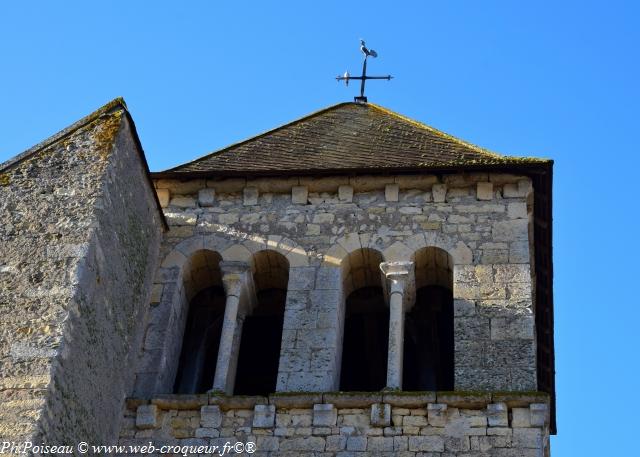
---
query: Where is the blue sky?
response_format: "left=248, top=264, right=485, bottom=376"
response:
left=1, top=1, right=639, bottom=454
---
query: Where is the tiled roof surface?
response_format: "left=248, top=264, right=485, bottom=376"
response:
left=159, top=102, right=550, bottom=176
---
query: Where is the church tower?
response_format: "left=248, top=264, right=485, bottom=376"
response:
left=0, top=99, right=554, bottom=456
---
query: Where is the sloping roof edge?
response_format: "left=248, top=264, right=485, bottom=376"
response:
left=1, top=98, right=168, bottom=230
left=156, top=102, right=552, bottom=176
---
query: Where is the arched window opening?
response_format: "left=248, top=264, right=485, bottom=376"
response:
left=234, top=250, right=288, bottom=396
left=174, top=250, right=224, bottom=394
left=403, top=247, right=454, bottom=391
left=340, top=248, right=388, bottom=391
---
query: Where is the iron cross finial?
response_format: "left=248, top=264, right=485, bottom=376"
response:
left=337, top=40, right=393, bottom=103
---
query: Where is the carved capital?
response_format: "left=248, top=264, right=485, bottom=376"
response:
left=380, top=261, right=415, bottom=310
left=220, top=261, right=251, bottom=296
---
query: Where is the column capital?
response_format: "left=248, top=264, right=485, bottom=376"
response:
left=379, top=261, right=414, bottom=281
left=220, top=261, right=251, bottom=296
left=380, top=261, right=415, bottom=311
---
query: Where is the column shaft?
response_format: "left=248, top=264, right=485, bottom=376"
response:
left=386, top=281, right=405, bottom=389
left=212, top=280, right=243, bottom=394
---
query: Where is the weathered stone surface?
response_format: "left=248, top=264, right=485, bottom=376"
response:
left=253, top=404, right=276, bottom=428
left=338, top=185, right=353, bottom=202
left=370, top=403, right=391, bottom=427
left=136, top=405, right=159, bottom=429
left=385, top=184, right=399, bottom=202
left=432, top=184, right=447, bottom=202
left=487, top=402, right=508, bottom=427
left=383, top=392, right=435, bottom=407
left=0, top=107, right=164, bottom=443
left=313, top=403, right=338, bottom=426
left=476, top=182, right=493, bottom=200
left=511, top=408, right=532, bottom=428
left=201, top=405, right=222, bottom=428
left=243, top=186, right=258, bottom=205
left=292, top=185, right=309, bottom=204
left=157, top=188, right=170, bottom=207
left=198, top=188, right=215, bottom=206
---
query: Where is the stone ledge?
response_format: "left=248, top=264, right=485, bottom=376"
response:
left=127, top=391, right=550, bottom=412
left=269, top=392, right=323, bottom=408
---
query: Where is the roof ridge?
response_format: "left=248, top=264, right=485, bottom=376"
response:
left=0, top=97, right=128, bottom=172
left=161, top=102, right=354, bottom=173
left=367, top=103, right=505, bottom=160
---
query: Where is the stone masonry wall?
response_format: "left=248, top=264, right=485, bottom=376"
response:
left=0, top=110, right=163, bottom=446
left=134, top=172, right=537, bottom=398
left=120, top=392, right=551, bottom=457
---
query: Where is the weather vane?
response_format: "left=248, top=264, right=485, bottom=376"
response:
left=336, top=40, right=393, bottom=103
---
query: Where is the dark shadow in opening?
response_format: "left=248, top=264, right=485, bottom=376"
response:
left=174, top=286, right=226, bottom=394
left=340, top=286, right=389, bottom=391
left=403, top=285, right=454, bottom=391
left=233, top=288, right=286, bottom=396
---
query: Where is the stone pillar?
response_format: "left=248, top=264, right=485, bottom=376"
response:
left=212, top=261, right=255, bottom=394
left=380, top=261, right=414, bottom=390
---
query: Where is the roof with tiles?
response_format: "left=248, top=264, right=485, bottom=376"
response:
left=155, top=102, right=551, bottom=177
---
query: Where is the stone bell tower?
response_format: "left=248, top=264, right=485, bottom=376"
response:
left=0, top=98, right=555, bottom=456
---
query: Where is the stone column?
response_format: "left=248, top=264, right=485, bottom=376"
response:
left=380, top=261, right=414, bottom=390
left=212, top=261, right=254, bottom=394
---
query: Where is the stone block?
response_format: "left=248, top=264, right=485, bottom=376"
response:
left=170, top=195, right=196, bottom=207
left=338, top=185, right=353, bottom=202
left=427, top=403, right=447, bottom=427
left=346, top=436, right=367, bottom=451
left=243, top=187, right=258, bottom=206
left=408, top=435, right=445, bottom=452
left=252, top=404, right=276, bottom=428
left=503, top=183, right=521, bottom=198
left=156, top=188, right=170, bottom=207
left=507, top=201, right=527, bottom=219
left=492, top=219, right=529, bottom=241
left=511, top=407, right=531, bottom=428
left=256, top=436, right=279, bottom=451
left=326, top=434, right=347, bottom=451
left=432, top=184, right=447, bottom=202
left=367, top=436, right=394, bottom=451
left=279, top=436, right=326, bottom=451
left=136, top=404, right=158, bottom=429
left=198, top=188, right=215, bottom=207
left=292, top=186, right=308, bottom=204
left=385, top=184, right=399, bottom=202
left=513, top=428, right=542, bottom=448
left=476, top=182, right=493, bottom=200
left=370, top=403, right=391, bottom=427
left=487, top=402, right=508, bottom=427
left=195, top=427, right=219, bottom=438
left=313, top=403, right=337, bottom=426
left=201, top=405, right=222, bottom=428
left=530, top=403, right=549, bottom=427
left=287, top=266, right=316, bottom=290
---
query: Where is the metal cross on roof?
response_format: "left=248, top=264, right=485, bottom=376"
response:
left=336, top=40, right=393, bottom=103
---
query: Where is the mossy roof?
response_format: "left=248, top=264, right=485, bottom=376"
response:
left=157, top=102, right=552, bottom=177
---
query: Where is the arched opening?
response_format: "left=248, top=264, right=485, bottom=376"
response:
left=340, top=248, right=388, bottom=391
left=403, top=247, right=454, bottom=391
left=234, top=250, right=288, bottom=395
left=174, top=250, right=224, bottom=394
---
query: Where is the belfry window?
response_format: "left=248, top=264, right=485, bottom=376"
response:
left=174, top=250, right=224, bottom=394
left=340, top=249, right=388, bottom=391
left=403, top=247, right=454, bottom=391
left=233, top=250, right=288, bottom=396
